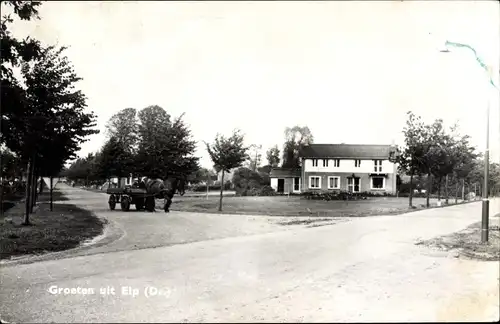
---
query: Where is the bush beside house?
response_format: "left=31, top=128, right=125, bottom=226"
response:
left=232, top=167, right=275, bottom=196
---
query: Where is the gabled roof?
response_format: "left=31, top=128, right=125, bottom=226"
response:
left=300, top=144, right=396, bottom=159
left=269, top=168, right=302, bottom=178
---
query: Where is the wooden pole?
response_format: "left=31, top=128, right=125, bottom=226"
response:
left=455, top=181, right=458, bottom=204
left=23, top=160, right=31, bottom=225
left=50, top=176, right=54, bottom=211
left=30, top=160, right=37, bottom=213
left=461, top=179, right=465, bottom=201
left=206, top=172, right=209, bottom=200
left=409, top=173, right=414, bottom=207
left=445, top=174, right=449, bottom=204
left=218, top=171, right=225, bottom=211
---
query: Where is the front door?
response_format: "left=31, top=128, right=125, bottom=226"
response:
left=277, top=179, right=285, bottom=193
left=293, top=177, right=300, bottom=192
left=347, top=177, right=360, bottom=193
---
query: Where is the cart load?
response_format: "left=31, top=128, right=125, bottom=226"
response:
left=106, top=179, right=168, bottom=212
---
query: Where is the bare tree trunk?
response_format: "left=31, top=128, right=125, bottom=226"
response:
left=218, top=171, right=225, bottom=211
left=445, top=174, right=449, bottom=204
left=409, top=173, right=414, bottom=207
left=50, top=176, right=54, bottom=211
left=23, top=160, right=32, bottom=225
left=461, top=179, right=465, bottom=201
left=437, top=176, right=442, bottom=201
left=455, top=181, right=458, bottom=204
left=39, top=176, right=44, bottom=194
left=426, top=173, right=431, bottom=208
left=30, top=162, right=37, bottom=214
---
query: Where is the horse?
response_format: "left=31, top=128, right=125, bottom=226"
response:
left=162, top=175, right=186, bottom=212
left=138, top=176, right=186, bottom=212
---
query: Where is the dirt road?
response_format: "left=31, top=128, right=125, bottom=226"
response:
left=1, top=185, right=498, bottom=322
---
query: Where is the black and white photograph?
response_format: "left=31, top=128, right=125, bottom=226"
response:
left=1, top=0, right=499, bottom=322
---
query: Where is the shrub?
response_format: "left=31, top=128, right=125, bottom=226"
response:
left=259, top=185, right=276, bottom=196
left=301, top=190, right=395, bottom=200
left=193, top=184, right=221, bottom=192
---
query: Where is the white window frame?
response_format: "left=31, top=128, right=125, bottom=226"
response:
left=374, top=160, right=382, bottom=172
left=327, top=176, right=340, bottom=189
left=312, top=159, right=318, bottom=167
left=370, top=176, right=386, bottom=190
left=347, top=177, right=361, bottom=193
left=355, top=159, right=361, bottom=167
left=293, top=177, right=301, bottom=192
left=333, top=159, right=340, bottom=167
left=322, top=159, right=328, bottom=167
left=309, top=176, right=321, bottom=189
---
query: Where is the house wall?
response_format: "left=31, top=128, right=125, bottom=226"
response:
left=270, top=178, right=278, bottom=191
left=270, top=177, right=300, bottom=193
left=303, top=158, right=395, bottom=174
left=302, top=171, right=397, bottom=195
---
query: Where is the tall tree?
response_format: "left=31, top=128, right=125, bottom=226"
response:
left=105, top=108, right=138, bottom=153
left=266, top=145, right=280, bottom=167
left=135, top=106, right=199, bottom=180
left=419, top=118, right=447, bottom=207
left=282, top=126, right=313, bottom=168
left=246, top=144, right=262, bottom=171
left=205, top=130, right=249, bottom=211
left=96, top=137, right=131, bottom=186
left=397, top=112, right=427, bottom=207
left=4, top=44, right=99, bottom=224
left=1, top=1, right=41, bottom=144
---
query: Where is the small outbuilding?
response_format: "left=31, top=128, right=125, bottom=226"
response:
left=269, top=168, right=302, bottom=194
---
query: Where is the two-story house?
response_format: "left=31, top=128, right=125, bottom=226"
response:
left=301, top=144, right=398, bottom=194
left=269, top=143, right=398, bottom=195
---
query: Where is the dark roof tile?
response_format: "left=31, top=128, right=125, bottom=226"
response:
left=269, top=168, right=302, bottom=178
left=300, top=144, right=395, bottom=159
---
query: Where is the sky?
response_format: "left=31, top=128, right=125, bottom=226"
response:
left=5, top=0, right=500, bottom=168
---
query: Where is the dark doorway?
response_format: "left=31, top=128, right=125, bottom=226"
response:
left=277, top=179, right=285, bottom=193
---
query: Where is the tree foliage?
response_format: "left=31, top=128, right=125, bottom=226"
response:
left=232, top=167, right=264, bottom=194
left=2, top=44, right=99, bottom=168
left=96, top=136, right=132, bottom=182
left=206, top=130, right=248, bottom=173
left=266, top=145, right=280, bottom=167
left=105, top=107, right=138, bottom=153
left=188, top=167, right=217, bottom=184
left=205, top=129, right=249, bottom=210
left=282, top=126, right=313, bottom=168
left=135, top=106, right=199, bottom=179
left=0, top=147, right=23, bottom=179
left=246, top=144, right=262, bottom=171
left=0, top=1, right=100, bottom=221
left=398, top=111, right=484, bottom=204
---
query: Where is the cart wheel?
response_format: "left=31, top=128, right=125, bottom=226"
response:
left=121, top=196, right=130, bottom=211
left=109, top=195, right=116, bottom=210
left=144, top=196, right=155, bottom=212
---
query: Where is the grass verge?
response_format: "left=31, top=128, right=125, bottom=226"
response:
left=416, top=215, right=500, bottom=261
left=0, top=198, right=105, bottom=260
left=37, top=189, right=69, bottom=202
left=166, top=196, right=479, bottom=217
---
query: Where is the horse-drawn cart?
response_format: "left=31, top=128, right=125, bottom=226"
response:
left=106, top=187, right=156, bottom=211
left=105, top=178, right=183, bottom=212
